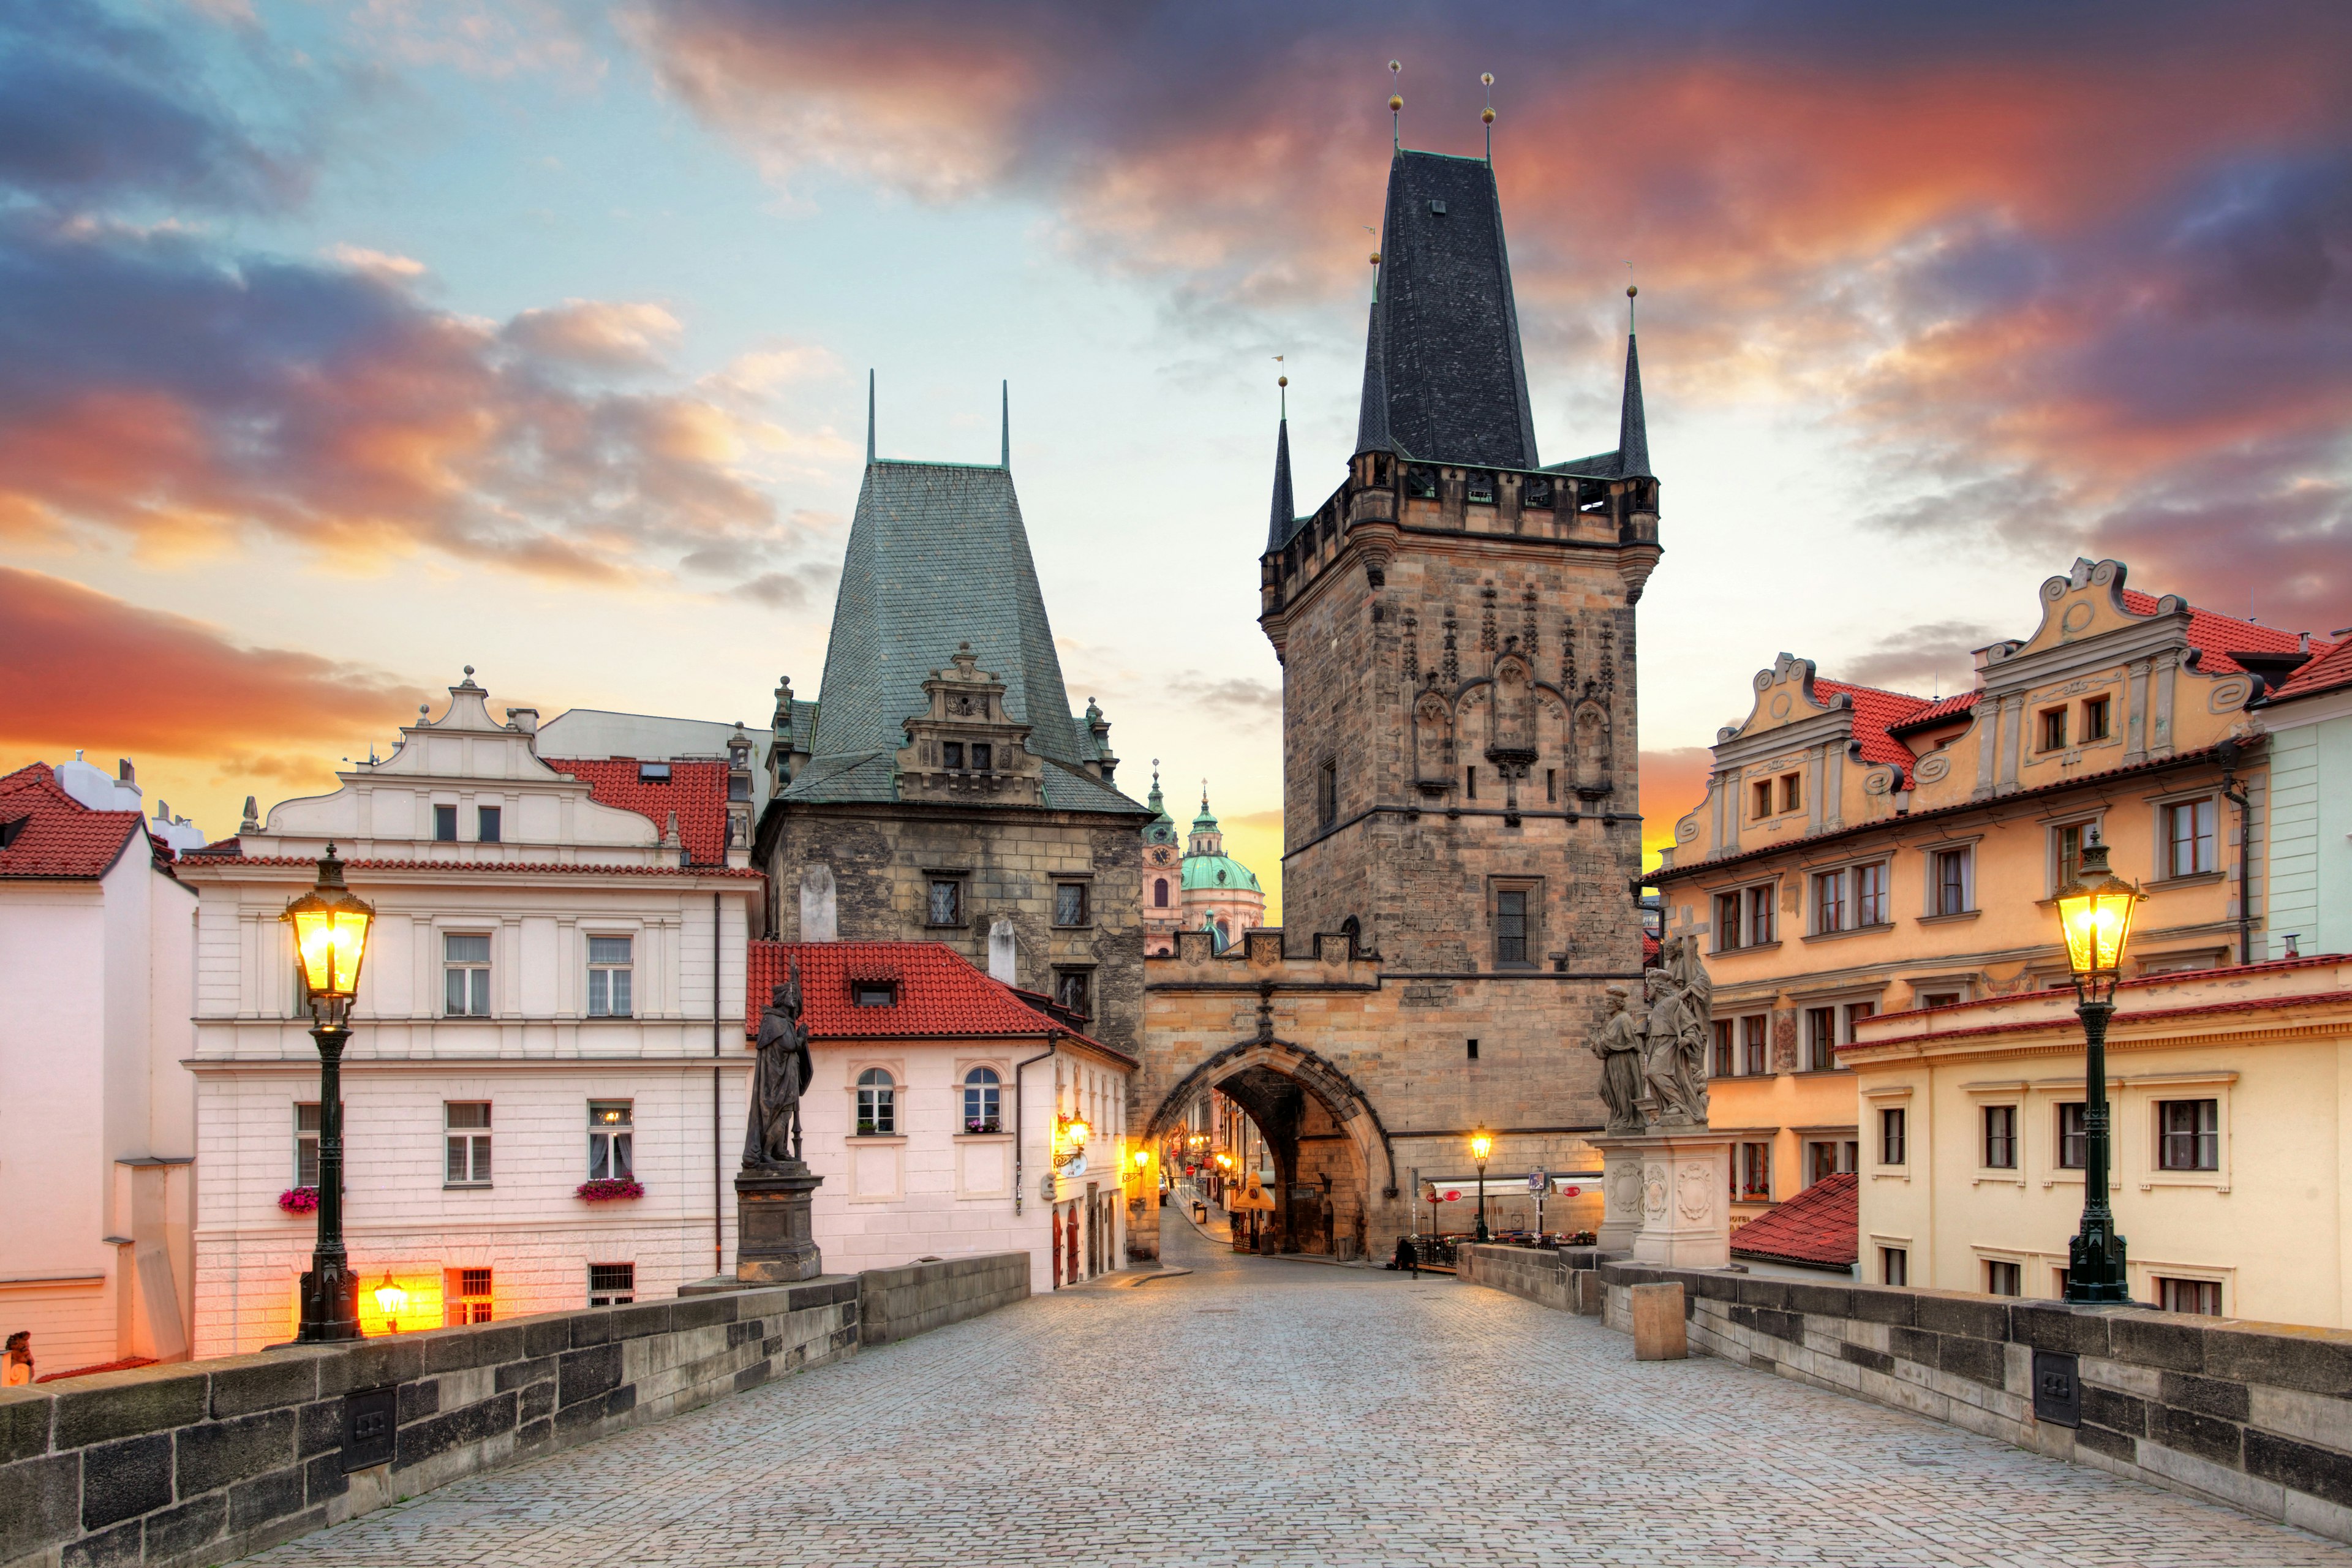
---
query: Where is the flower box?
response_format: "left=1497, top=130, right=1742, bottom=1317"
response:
left=278, top=1187, right=318, bottom=1215
left=576, top=1178, right=645, bottom=1202
left=964, top=1118, right=1003, bottom=1135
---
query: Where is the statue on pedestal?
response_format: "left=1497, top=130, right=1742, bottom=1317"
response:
left=745, top=962, right=813, bottom=1168
left=735, top=957, right=824, bottom=1284
left=1587, top=985, right=1648, bottom=1136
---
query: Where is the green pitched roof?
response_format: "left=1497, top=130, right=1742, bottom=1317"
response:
left=782, top=458, right=1144, bottom=816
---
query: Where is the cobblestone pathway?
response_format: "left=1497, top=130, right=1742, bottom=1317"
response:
left=247, top=1213, right=2352, bottom=1567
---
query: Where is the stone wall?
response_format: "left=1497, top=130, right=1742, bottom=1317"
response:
left=1548, top=1261, right=2352, bottom=1545
left=858, top=1253, right=1028, bottom=1346
left=1457, top=1244, right=1605, bottom=1316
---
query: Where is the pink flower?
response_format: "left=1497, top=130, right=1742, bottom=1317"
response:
left=575, top=1178, right=645, bottom=1202
left=278, top=1187, right=319, bottom=1214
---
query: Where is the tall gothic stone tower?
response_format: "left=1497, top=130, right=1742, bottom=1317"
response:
left=1260, top=145, right=1658, bottom=1090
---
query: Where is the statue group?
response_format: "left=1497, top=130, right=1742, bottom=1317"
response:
left=1588, top=933, right=1713, bottom=1136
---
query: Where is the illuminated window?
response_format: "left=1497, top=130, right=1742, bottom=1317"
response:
left=446, top=1267, right=493, bottom=1326
left=587, top=1263, right=635, bottom=1308
left=587, top=1101, right=632, bottom=1180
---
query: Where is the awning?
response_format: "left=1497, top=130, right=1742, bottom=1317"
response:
left=1419, top=1174, right=1602, bottom=1202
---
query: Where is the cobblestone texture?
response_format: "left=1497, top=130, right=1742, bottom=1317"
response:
left=244, top=1219, right=2352, bottom=1567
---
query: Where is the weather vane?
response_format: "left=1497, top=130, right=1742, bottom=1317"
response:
left=1389, top=60, right=1402, bottom=148
left=1481, top=72, right=1495, bottom=160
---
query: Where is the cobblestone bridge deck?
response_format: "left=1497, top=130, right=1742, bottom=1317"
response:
left=247, top=1216, right=2352, bottom=1567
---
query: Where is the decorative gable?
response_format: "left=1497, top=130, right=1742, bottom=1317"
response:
left=895, top=644, right=1046, bottom=806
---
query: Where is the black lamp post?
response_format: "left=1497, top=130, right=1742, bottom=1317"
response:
left=1471, top=1129, right=1493, bottom=1245
left=2054, top=832, right=2142, bottom=1305
left=282, top=845, right=375, bottom=1341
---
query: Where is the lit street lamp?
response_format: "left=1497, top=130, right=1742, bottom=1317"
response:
left=282, top=845, right=375, bottom=1341
left=2054, top=832, right=2142, bottom=1304
left=373, top=1272, right=409, bottom=1335
left=1470, top=1128, right=1494, bottom=1245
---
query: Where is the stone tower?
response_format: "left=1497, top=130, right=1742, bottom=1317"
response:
left=1258, top=144, right=1660, bottom=1123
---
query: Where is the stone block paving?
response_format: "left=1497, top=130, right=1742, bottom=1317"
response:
left=246, top=1221, right=2352, bottom=1567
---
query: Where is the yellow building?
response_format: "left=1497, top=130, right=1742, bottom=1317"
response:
left=1841, top=957, right=2352, bottom=1324
left=1651, top=557, right=2340, bottom=1232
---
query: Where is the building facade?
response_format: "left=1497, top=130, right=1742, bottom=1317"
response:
left=178, top=676, right=761, bottom=1355
left=2258, top=636, right=2352, bottom=960
left=1651, top=557, right=2337, bottom=1231
left=1139, top=142, right=1660, bottom=1264
left=754, top=399, right=1152, bottom=1071
left=747, top=941, right=1139, bottom=1294
left=0, top=761, right=197, bottom=1376
left=1843, top=957, right=2352, bottom=1325
left=1140, top=775, right=1266, bottom=956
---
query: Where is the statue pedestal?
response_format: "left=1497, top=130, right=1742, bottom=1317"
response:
left=736, top=1163, right=823, bottom=1284
left=1589, top=1128, right=1733, bottom=1270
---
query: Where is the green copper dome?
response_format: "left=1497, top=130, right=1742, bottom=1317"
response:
left=1181, top=852, right=1261, bottom=894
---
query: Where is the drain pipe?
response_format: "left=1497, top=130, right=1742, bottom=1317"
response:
left=2218, top=740, right=2253, bottom=965
left=712, top=891, right=724, bottom=1276
left=1012, top=1036, right=1060, bottom=1216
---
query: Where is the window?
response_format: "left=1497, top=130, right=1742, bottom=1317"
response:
left=2054, top=820, right=2094, bottom=891
left=434, top=804, right=458, bottom=842
left=1545, top=769, right=1557, bottom=802
left=963, top=1068, right=1002, bottom=1133
left=1779, top=773, right=1801, bottom=813
left=1930, top=847, right=1972, bottom=916
left=587, top=1101, right=632, bottom=1180
left=852, top=980, right=896, bottom=1008
left=1751, top=779, right=1773, bottom=820
left=970, top=742, right=993, bottom=772
left=587, top=1263, right=635, bottom=1308
left=1804, top=1007, right=1836, bottom=1071
left=943, top=741, right=965, bottom=769
left=1054, top=882, right=1090, bottom=928
left=2082, top=695, right=2111, bottom=741
left=1740, top=1014, right=1768, bottom=1077
left=638, top=761, right=671, bottom=782
left=1854, top=862, right=1888, bottom=927
left=1465, top=765, right=1477, bottom=799
left=1714, top=891, right=1743, bottom=951
left=1917, top=989, right=1962, bottom=1009
left=478, top=805, right=501, bottom=843
left=855, top=1069, right=896, bottom=1136
left=1317, top=761, right=1338, bottom=827
left=1983, top=1104, right=2018, bottom=1169
left=2038, top=707, right=2068, bottom=752
left=294, top=1102, right=323, bottom=1188
left=728, top=774, right=751, bottom=801
left=1880, top=1246, right=1908, bottom=1287
left=2157, top=1277, right=2222, bottom=1315
left=447, top=1267, right=492, bottom=1326
left=927, top=878, right=964, bottom=927
left=1841, top=1000, right=1876, bottom=1042
left=1814, top=870, right=1847, bottom=934
left=1711, top=1020, right=1735, bottom=1078
left=2057, top=1102, right=2087, bottom=1169
left=587, top=936, right=633, bottom=1017
left=1746, top=884, right=1776, bottom=945
left=1466, top=1037, right=1479, bottom=1060
left=445, top=1102, right=491, bottom=1185
left=2163, top=798, right=2217, bottom=878
left=1735, top=1143, right=1770, bottom=1201
left=1879, top=1106, right=1907, bottom=1166
left=1465, top=470, right=1494, bottom=503
left=2157, top=1098, right=2218, bottom=1170
left=444, top=933, right=491, bottom=1016
left=1055, top=968, right=1092, bottom=1020
left=1806, top=1140, right=1858, bottom=1185
left=1986, top=1259, right=2022, bottom=1297
left=1494, top=889, right=1529, bottom=965
left=1153, top=878, right=1169, bottom=908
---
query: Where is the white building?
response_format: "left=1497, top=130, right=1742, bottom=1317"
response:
left=0, top=759, right=198, bottom=1374
left=178, top=674, right=761, bottom=1355
left=748, top=940, right=1139, bottom=1294
left=2260, top=638, right=2352, bottom=960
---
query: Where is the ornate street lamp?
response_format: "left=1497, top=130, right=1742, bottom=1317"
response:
left=1470, top=1128, right=1494, bottom=1245
left=2054, top=832, right=2142, bottom=1304
left=282, top=845, right=374, bottom=1341
left=372, top=1272, right=409, bottom=1335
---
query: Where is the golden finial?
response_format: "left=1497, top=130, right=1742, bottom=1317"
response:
left=1277, top=375, right=1288, bottom=387
left=1369, top=252, right=1381, bottom=265
left=1480, top=71, right=1496, bottom=159
left=1389, top=60, right=1403, bottom=146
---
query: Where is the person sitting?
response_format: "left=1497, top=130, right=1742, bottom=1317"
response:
left=1392, top=1235, right=1419, bottom=1277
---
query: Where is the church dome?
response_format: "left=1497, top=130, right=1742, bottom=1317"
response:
left=1181, top=852, right=1261, bottom=894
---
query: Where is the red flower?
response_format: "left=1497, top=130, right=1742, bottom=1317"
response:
left=576, top=1178, right=645, bottom=1202
left=278, top=1187, right=319, bottom=1214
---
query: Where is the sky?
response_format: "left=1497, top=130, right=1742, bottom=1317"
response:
left=4, top=1, right=2350, bottom=920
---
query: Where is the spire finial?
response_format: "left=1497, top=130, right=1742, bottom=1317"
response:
left=1275, top=355, right=1287, bottom=418
left=1480, top=72, right=1495, bottom=162
left=1388, top=61, right=1401, bottom=149
left=1626, top=265, right=1637, bottom=333
left=865, top=369, right=875, bottom=464
left=1000, top=379, right=1009, bottom=469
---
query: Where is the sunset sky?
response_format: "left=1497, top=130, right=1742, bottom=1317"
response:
left=5, top=1, right=2349, bottom=916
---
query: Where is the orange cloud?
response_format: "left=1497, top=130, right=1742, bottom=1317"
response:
left=1639, top=747, right=1715, bottom=873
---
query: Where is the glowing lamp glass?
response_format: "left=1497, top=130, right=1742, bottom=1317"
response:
left=282, top=847, right=375, bottom=1005
left=1066, top=1118, right=1090, bottom=1148
left=2052, top=835, right=2143, bottom=979
left=1132, top=1148, right=1150, bottom=1170
left=1470, top=1131, right=1493, bottom=1163
left=372, top=1272, right=408, bottom=1319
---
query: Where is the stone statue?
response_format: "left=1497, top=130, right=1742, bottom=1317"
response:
left=1587, top=985, right=1648, bottom=1136
left=744, top=961, right=813, bottom=1168
left=1640, top=965, right=1711, bottom=1126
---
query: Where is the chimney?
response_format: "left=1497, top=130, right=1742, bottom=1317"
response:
left=506, top=707, right=539, bottom=737
left=117, top=758, right=135, bottom=783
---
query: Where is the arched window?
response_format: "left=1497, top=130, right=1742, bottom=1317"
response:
left=962, top=1067, right=1001, bottom=1133
left=1153, top=878, right=1169, bottom=908
left=1340, top=914, right=1362, bottom=951
left=855, top=1069, right=895, bottom=1136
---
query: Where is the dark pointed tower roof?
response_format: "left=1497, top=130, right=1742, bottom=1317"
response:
left=1266, top=411, right=1296, bottom=550
left=1354, top=149, right=1539, bottom=469
left=1616, top=331, right=1651, bottom=480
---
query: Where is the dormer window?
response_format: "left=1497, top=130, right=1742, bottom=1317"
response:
left=638, top=761, right=671, bottom=783
left=970, top=742, right=993, bottom=772
left=943, top=742, right=964, bottom=769
left=0, top=816, right=24, bottom=850
left=851, top=980, right=897, bottom=1008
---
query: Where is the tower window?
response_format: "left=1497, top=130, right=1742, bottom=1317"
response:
left=1465, top=766, right=1477, bottom=799
left=1466, top=1038, right=1479, bottom=1060
left=1317, top=761, right=1338, bottom=827
left=942, top=741, right=964, bottom=769
left=1153, top=878, right=1169, bottom=908
left=970, top=742, right=993, bottom=772
left=1466, top=472, right=1494, bottom=504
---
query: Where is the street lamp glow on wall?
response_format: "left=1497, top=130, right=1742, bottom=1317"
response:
left=1469, top=1128, right=1493, bottom=1245
left=372, top=1272, right=409, bottom=1333
left=2053, top=831, right=2143, bottom=1304
left=281, top=845, right=377, bottom=1343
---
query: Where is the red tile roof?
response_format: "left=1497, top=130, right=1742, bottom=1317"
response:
left=1730, top=1172, right=1856, bottom=1270
left=1885, top=691, right=1981, bottom=734
left=183, top=855, right=760, bottom=879
left=2119, top=589, right=2332, bottom=676
left=2266, top=636, right=2352, bottom=703
left=745, top=940, right=1131, bottom=1062
left=0, top=764, right=149, bottom=881
left=1811, top=680, right=1937, bottom=777
left=541, top=758, right=734, bottom=864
